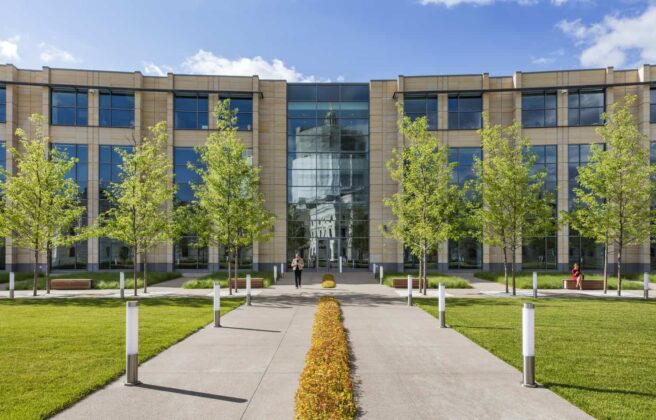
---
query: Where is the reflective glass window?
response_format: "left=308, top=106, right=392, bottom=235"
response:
left=221, top=96, right=253, bottom=131
left=568, top=89, right=605, bottom=126
left=175, top=93, right=209, bottom=129
left=522, top=91, right=557, bottom=128
left=99, top=90, right=135, bottom=128
left=447, top=93, right=482, bottom=130
left=0, top=86, right=5, bottom=123
left=52, top=88, right=88, bottom=126
left=651, top=88, right=656, bottom=123
left=404, top=95, right=438, bottom=130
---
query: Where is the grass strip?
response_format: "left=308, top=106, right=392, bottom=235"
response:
left=382, top=272, right=472, bottom=289
left=12, top=271, right=181, bottom=290
left=295, top=297, right=356, bottom=419
left=474, top=271, right=644, bottom=290
left=182, top=271, right=272, bottom=289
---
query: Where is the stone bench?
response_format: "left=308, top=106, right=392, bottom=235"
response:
left=229, top=278, right=264, bottom=289
left=562, top=279, right=604, bottom=290
left=392, top=278, right=425, bottom=288
left=51, top=279, right=92, bottom=290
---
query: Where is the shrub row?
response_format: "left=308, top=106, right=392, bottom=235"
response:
left=295, top=297, right=356, bottom=419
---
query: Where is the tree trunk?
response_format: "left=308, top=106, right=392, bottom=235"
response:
left=46, top=245, right=52, bottom=294
left=143, top=251, right=148, bottom=294
left=617, top=248, right=622, bottom=297
left=234, top=249, right=239, bottom=293
left=423, top=247, right=427, bottom=295
left=511, top=248, right=517, bottom=296
left=503, top=247, right=509, bottom=294
left=33, top=249, right=39, bottom=297
left=227, top=247, right=233, bottom=295
left=603, top=236, right=608, bottom=294
left=418, top=255, right=422, bottom=294
left=133, top=246, right=138, bottom=297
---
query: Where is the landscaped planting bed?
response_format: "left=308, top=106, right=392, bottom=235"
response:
left=382, top=272, right=472, bottom=289
left=12, top=271, right=182, bottom=290
left=474, top=271, right=644, bottom=290
left=295, top=297, right=356, bottom=419
left=182, top=271, right=272, bottom=289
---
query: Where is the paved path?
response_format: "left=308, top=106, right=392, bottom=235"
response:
left=56, top=271, right=590, bottom=419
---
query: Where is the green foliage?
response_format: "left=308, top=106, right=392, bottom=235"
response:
left=565, top=95, right=655, bottom=295
left=473, top=271, right=643, bottom=290
left=415, top=298, right=656, bottom=419
left=12, top=271, right=181, bottom=290
left=182, top=271, right=272, bottom=288
left=382, top=272, right=472, bottom=289
left=0, top=114, right=85, bottom=295
left=469, top=117, right=554, bottom=295
left=0, top=297, right=244, bottom=419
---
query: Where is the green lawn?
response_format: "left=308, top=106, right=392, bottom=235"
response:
left=415, top=297, right=656, bottom=419
left=12, top=271, right=181, bottom=290
left=474, top=271, right=644, bottom=290
left=183, top=271, right=272, bottom=289
left=0, top=297, right=244, bottom=419
left=382, top=272, right=472, bottom=289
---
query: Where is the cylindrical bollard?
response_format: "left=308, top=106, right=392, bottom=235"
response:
left=644, top=272, right=649, bottom=300
left=532, top=272, right=538, bottom=299
left=339, top=256, right=343, bottom=273
left=280, top=263, right=284, bottom=278
left=439, top=282, right=446, bottom=328
left=522, top=303, right=536, bottom=387
left=373, top=263, right=377, bottom=278
left=273, top=265, right=277, bottom=285
left=379, top=265, right=384, bottom=285
left=125, top=301, right=140, bottom=386
left=246, top=274, right=252, bottom=306
left=407, top=275, right=412, bottom=306
left=9, top=272, right=14, bottom=299
left=214, top=282, right=221, bottom=327
left=120, top=272, right=125, bottom=299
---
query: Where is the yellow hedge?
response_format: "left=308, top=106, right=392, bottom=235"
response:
left=321, top=280, right=336, bottom=288
left=295, top=297, right=356, bottom=419
left=322, top=273, right=334, bottom=281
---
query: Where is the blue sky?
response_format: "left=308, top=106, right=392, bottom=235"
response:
left=0, top=0, right=654, bottom=81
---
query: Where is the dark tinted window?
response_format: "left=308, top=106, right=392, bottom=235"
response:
left=0, top=86, right=5, bottom=123
left=175, top=93, right=209, bottom=129
left=568, top=89, right=604, bottom=126
left=404, top=95, right=438, bottom=130
left=221, top=96, right=253, bottom=131
left=448, top=93, right=482, bottom=130
left=522, top=91, right=557, bottom=128
left=651, top=88, right=656, bottom=124
left=99, top=90, right=135, bottom=128
left=174, top=147, right=203, bottom=203
left=52, top=88, right=88, bottom=126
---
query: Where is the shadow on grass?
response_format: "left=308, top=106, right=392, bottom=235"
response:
left=137, top=383, right=248, bottom=402
left=543, top=382, right=656, bottom=399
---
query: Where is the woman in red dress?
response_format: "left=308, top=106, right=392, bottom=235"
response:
left=571, top=263, right=583, bottom=290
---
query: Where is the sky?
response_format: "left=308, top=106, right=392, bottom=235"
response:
left=0, top=0, right=654, bottom=82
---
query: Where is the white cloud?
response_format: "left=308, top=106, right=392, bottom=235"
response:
left=142, top=61, right=173, bottom=76
left=39, top=43, right=77, bottom=63
left=0, top=35, right=20, bottom=61
left=530, top=48, right=565, bottom=65
left=181, top=49, right=324, bottom=82
left=557, top=5, right=656, bottom=68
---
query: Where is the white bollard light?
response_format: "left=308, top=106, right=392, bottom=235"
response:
left=280, top=263, right=284, bottom=278
left=214, top=282, right=221, bottom=327
left=439, top=282, right=446, bottom=328
left=379, top=265, right=384, bottom=285
left=532, top=272, right=538, bottom=299
left=246, top=274, right=252, bottom=306
left=9, top=272, right=14, bottom=299
left=339, top=256, right=343, bottom=273
left=522, top=303, right=536, bottom=387
left=407, top=275, right=412, bottom=306
left=644, top=272, right=649, bottom=300
left=120, top=272, right=125, bottom=299
left=273, top=265, right=277, bottom=285
left=125, top=301, right=140, bottom=386
left=373, top=263, right=377, bottom=278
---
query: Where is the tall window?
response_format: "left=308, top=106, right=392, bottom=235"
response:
left=222, top=96, right=253, bottom=131
left=568, top=89, right=605, bottom=126
left=404, top=95, right=437, bottom=130
left=522, top=145, right=557, bottom=270
left=448, top=93, right=482, bottom=130
left=650, top=88, right=656, bottom=124
left=174, top=93, right=208, bottom=129
left=568, top=144, right=605, bottom=269
left=99, top=145, right=134, bottom=269
left=173, top=147, right=208, bottom=269
left=522, top=91, right=557, bottom=128
left=51, top=144, right=88, bottom=269
left=51, top=88, right=88, bottom=126
left=0, top=86, right=5, bottom=123
left=99, top=90, right=135, bottom=128
left=448, top=147, right=482, bottom=269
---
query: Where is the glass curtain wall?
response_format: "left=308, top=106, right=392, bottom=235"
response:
left=448, top=147, right=482, bottom=269
left=287, top=84, right=369, bottom=269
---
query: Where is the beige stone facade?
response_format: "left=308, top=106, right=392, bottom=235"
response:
left=0, top=64, right=655, bottom=272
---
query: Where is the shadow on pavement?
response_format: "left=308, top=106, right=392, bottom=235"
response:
left=137, top=383, right=248, bottom=403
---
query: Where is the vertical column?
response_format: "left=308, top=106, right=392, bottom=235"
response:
left=87, top=84, right=100, bottom=271
left=167, top=75, right=177, bottom=272
left=639, top=65, right=652, bottom=271
left=557, top=85, right=569, bottom=272
left=481, top=73, right=491, bottom=271
left=252, top=76, right=260, bottom=270
left=4, top=65, right=18, bottom=271
left=513, top=72, right=523, bottom=270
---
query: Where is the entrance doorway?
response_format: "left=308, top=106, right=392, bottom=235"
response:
left=317, top=238, right=340, bottom=271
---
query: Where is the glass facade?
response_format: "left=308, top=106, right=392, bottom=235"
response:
left=448, top=93, right=482, bottom=130
left=99, top=90, right=135, bottom=128
left=51, top=144, right=88, bottom=269
left=99, top=145, right=134, bottom=269
left=0, top=86, right=5, bottom=123
left=222, top=96, right=253, bottom=131
left=173, top=147, right=208, bottom=269
left=287, top=84, right=369, bottom=269
left=403, top=94, right=437, bottom=130
left=522, top=91, right=557, bottom=128
left=568, top=144, right=605, bottom=270
left=568, top=89, right=605, bottom=126
left=522, top=145, right=557, bottom=270
left=404, top=247, right=438, bottom=270
left=174, top=93, right=209, bottom=129
left=448, top=147, right=482, bottom=269
left=51, top=88, right=88, bottom=126
left=651, top=88, right=656, bottom=124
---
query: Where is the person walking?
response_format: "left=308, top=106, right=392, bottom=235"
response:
left=572, top=262, right=584, bottom=290
left=292, top=253, right=304, bottom=288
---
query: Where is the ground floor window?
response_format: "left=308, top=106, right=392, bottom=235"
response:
left=569, top=233, right=604, bottom=270
left=99, top=237, right=134, bottom=269
left=404, top=247, right=438, bottom=270
left=174, top=235, right=208, bottom=270
left=52, top=241, right=88, bottom=270
left=522, top=236, right=557, bottom=270
left=448, top=238, right=482, bottom=269
left=220, top=246, right=252, bottom=270
left=0, top=238, right=5, bottom=270
left=651, top=239, right=656, bottom=271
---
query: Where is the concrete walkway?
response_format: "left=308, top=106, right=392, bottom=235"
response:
left=56, top=271, right=590, bottom=419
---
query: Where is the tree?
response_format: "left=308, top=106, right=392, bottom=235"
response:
left=567, top=95, right=654, bottom=296
left=0, top=114, right=85, bottom=296
left=469, top=117, right=554, bottom=296
left=384, top=106, right=462, bottom=295
left=193, top=99, right=274, bottom=294
left=99, top=122, right=176, bottom=296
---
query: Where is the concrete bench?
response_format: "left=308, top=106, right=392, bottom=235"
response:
left=51, top=279, right=92, bottom=290
left=562, top=279, right=604, bottom=290
left=229, top=278, right=264, bottom=289
left=392, top=278, right=425, bottom=288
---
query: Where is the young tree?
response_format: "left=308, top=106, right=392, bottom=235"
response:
left=0, top=114, right=85, bottom=296
left=99, top=122, right=176, bottom=296
left=384, top=106, right=462, bottom=295
left=469, top=117, right=554, bottom=296
left=568, top=95, right=654, bottom=296
left=193, top=99, right=274, bottom=294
